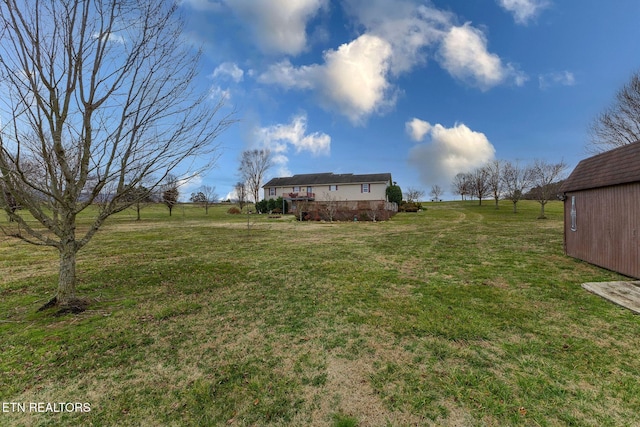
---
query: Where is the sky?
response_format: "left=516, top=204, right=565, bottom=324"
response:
left=175, top=0, right=640, bottom=200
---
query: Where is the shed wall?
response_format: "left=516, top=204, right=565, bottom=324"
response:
left=564, top=183, right=640, bottom=278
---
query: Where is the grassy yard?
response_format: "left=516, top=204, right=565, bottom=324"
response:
left=1, top=200, right=639, bottom=426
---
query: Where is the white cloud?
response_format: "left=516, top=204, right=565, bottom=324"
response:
left=406, top=118, right=432, bottom=142
left=178, top=0, right=224, bottom=12
left=342, top=0, right=452, bottom=75
left=258, top=1, right=527, bottom=123
left=209, top=85, right=231, bottom=101
left=225, top=0, right=327, bottom=55
left=212, top=62, right=244, bottom=82
left=259, top=34, right=394, bottom=125
left=252, top=114, right=331, bottom=175
left=497, top=0, right=550, bottom=25
left=538, top=71, right=576, bottom=89
left=438, top=23, right=527, bottom=90
left=319, top=34, right=394, bottom=124
left=181, top=0, right=326, bottom=54
left=177, top=174, right=203, bottom=202
left=344, top=1, right=525, bottom=87
left=92, top=32, right=125, bottom=44
left=407, top=120, right=496, bottom=189
left=259, top=60, right=318, bottom=90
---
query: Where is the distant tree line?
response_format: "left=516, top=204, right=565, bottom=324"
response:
left=450, top=159, right=567, bottom=218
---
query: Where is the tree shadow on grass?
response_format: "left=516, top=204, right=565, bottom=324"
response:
left=37, top=296, right=90, bottom=316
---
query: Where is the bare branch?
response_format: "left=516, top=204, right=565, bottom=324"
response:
left=0, top=0, right=234, bottom=306
left=239, top=149, right=272, bottom=203
left=589, top=70, right=640, bottom=153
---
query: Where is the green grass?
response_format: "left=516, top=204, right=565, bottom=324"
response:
left=1, top=200, right=639, bottom=426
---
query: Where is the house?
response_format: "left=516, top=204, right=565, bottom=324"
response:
left=559, top=141, right=640, bottom=278
left=262, top=172, right=397, bottom=220
left=263, top=172, right=392, bottom=202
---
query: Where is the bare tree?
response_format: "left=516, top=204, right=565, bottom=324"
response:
left=0, top=0, right=234, bottom=308
left=322, top=192, right=339, bottom=222
left=501, top=160, right=533, bottom=213
left=589, top=69, right=640, bottom=153
left=429, top=185, right=443, bottom=201
left=451, top=173, right=470, bottom=200
left=486, top=160, right=503, bottom=209
left=530, top=159, right=567, bottom=219
left=239, top=149, right=272, bottom=203
left=469, top=168, right=490, bottom=206
left=235, top=182, right=248, bottom=211
left=1, top=188, right=19, bottom=220
left=190, top=185, right=217, bottom=214
left=123, top=185, right=155, bottom=221
left=201, top=185, right=218, bottom=213
left=404, top=187, right=425, bottom=203
left=162, top=175, right=179, bottom=216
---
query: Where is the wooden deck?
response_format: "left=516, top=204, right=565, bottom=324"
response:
left=581, top=281, right=640, bottom=314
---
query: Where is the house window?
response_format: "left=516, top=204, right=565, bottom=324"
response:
left=329, top=185, right=338, bottom=191
left=293, top=186, right=300, bottom=192
left=570, top=196, right=577, bottom=231
left=307, top=186, right=313, bottom=194
left=269, top=187, right=276, bottom=196
left=361, top=183, right=370, bottom=193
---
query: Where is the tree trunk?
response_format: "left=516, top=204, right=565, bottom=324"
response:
left=57, top=242, right=78, bottom=306
left=539, top=202, right=546, bottom=219
left=512, top=200, right=518, bottom=213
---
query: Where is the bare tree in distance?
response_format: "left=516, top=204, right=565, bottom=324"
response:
left=589, top=69, right=640, bottom=153
left=501, top=160, right=533, bottom=213
left=200, top=185, right=218, bottom=214
left=0, top=0, right=234, bottom=309
left=235, top=182, right=248, bottom=211
left=469, top=168, right=490, bottom=206
left=429, top=185, right=443, bottom=201
left=239, top=149, right=272, bottom=203
left=404, top=187, right=425, bottom=203
left=486, top=160, right=503, bottom=209
left=530, top=159, right=567, bottom=219
left=123, top=185, right=156, bottom=221
left=162, top=175, right=179, bottom=216
left=451, top=173, right=471, bottom=201
left=191, top=185, right=217, bottom=214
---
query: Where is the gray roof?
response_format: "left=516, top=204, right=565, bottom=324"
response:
left=560, top=141, right=640, bottom=193
left=263, top=172, right=392, bottom=188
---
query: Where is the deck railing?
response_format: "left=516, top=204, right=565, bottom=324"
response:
left=286, top=192, right=315, bottom=200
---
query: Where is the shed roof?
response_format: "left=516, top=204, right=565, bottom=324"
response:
left=263, top=172, right=392, bottom=188
left=560, top=141, right=640, bottom=192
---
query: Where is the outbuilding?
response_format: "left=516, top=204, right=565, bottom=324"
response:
left=559, top=141, right=640, bottom=278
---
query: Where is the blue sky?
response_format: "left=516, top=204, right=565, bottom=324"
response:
left=176, top=0, right=640, bottom=200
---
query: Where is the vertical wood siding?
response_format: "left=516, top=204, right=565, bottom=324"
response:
left=564, top=183, right=640, bottom=278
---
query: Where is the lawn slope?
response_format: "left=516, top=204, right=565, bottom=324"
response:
left=1, top=201, right=639, bottom=426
